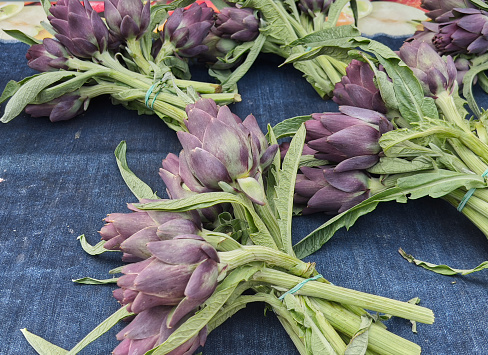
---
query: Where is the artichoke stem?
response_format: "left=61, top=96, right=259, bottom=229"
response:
left=435, top=90, right=471, bottom=134
left=126, top=36, right=152, bottom=76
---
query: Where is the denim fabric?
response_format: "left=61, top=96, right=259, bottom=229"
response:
left=1, top=37, right=488, bottom=355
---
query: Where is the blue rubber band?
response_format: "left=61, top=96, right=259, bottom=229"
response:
left=457, top=168, right=488, bottom=212
left=278, top=274, right=323, bottom=300
left=144, top=80, right=166, bottom=109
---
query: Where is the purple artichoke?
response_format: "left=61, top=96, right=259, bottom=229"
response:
left=100, top=200, right=201, bottom=261
left=198, top=32, right=240, bottom=69
left=432, top=8, right=488, bottom=55
left=159, top=152, right=225, bottom=222
left=159, top=2, right=214, bottom=57
left=24, top=91, right=87, bottom=122
left=305, top=106, right=393, bottom=172
left=113, top=306, right=207, bottom=355
left=332, top=59, right=387, bottom=114
left=294, top=166, right=371, bottom=214
left=421, top=0, right=475, bottom=22
left=25, top=38, right=69, bottom=72
left=114, top=234, right=219, bottom=326
left=213, top=7, right=259, bottom=42
left=104, top=0, right=151, bottom=41
left=298, top=0, right=333, bottom=17
left=175, top=98, right=278, bottom=204
left=399, top=40, right=457, bottom=97
left=407, top=21, right=440, bottom=49
left=48, top=0, right=109, bottom=58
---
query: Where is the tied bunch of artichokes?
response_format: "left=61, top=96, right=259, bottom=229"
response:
left=280, top=31, right=488, bottom=276
left=2, top=0, right=264, bottom=129
left=24, top=98, right=435, bottom=355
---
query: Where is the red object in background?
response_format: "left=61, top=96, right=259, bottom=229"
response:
left=376, top=0, right=424, bottom=10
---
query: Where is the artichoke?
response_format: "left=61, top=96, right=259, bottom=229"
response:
left=294, top=166, right=372, bottom=214
left=158, top=2, right=214, bottom=57
left=332, top=59, right=387, bottom=114
left=305, top=106, right=393, bottom=172
left=113, top=305, right=207, bottom=355
left=298, top=0, right=333, bottom=18
left=421, top=0, right=475, bottom=22
left=104, top=0, right=151, bottom=41
left=25, top=38, right=69, bottom=72
left=213, top=7, right=259, bottom=42
left=24, top=91, right=87, bottom=122
left=100, top=200, right=201, bottom=261
left=176, top=98, right=278, bottom=204
left=114, top=234, right=219, bottom=325
left=432, top=8, right=488, bottom=55
left=48, top=0, right=109, bottom=58
left=399, top=40, right=457, bottom=97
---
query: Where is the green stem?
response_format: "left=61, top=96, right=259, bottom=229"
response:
left=126, top=36, right=152, bottom=75
left=253, top=268, right=435, bottom=324
left=310, top=298, right=422, bottom=355
left=173, top=79, right=222, bottom=94
left=219, top=245, right=315, bottom=278
left=436, top=91, right=471, bottom=134
left=448, top=189, right=488, bottom=219
left=448, top=138, right=488, bottom=175
left=254, top=202, right=286, bottom=254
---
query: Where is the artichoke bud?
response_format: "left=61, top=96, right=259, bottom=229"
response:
left=48, top=0, right=109, bottom=58
left=114, top=234, right=219, bottom=321
left=160, top=2, right=214, bottom=57
left=399, top=40, right=457, bottom=97
left=26, top=38, right=70, bottom=72
left=104, top=0, right=151, bottom=41
left=305, top=106, right=392, bottom=172
left=294, top=166, right=371, bottom=215
left=298, top=0, right=333, bottom=17
left=213, top=6, right=259, bottom=42
left=332, top=59, right=388, bottom=114
left=25, top=91, right=87, bottom=122
left=177, top=98, right=278, bottom=205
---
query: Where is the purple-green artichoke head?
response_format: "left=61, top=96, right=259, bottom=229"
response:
left=432, top=8, right=488, bottom=55
left=298, top=0, right=333, bottom=17
left=333, top=59, right=387, bottom=114
left=198, top=31, right=240, bottom=69
left=454, top=55, right=476, bottom=86
left=305, top=106, right=393, bottom=172
left=100, top=200, right=202, bottom=261
left=421, top=0, right=475, bottom=22
left=26, top=38, right=70, bottom=72
left=161, top=2, right=214, bottom=57
left=104, top=0, right=150, bottom=41
left=176, top=98, right=278, bottom=205
left=213, top=7, right=259, bottom=42
left=24, top=91, right=87, bottom=122
left=48, top=0, right=109, bottom=58
left=294, top=166, right=371, bottom=215
left=399, top=40, right=457, bottom=97
left=407, top=21, right=439, bottom=49
left=115, top=235, right=220, bottom=326
left=113, top=305, right=207, bottom=355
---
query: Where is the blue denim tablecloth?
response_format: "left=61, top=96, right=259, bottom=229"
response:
left=1, top=36, right=488, bottom=354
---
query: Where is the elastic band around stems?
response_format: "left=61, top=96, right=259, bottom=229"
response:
left=457, top=168, right=488, bottom=212
left=144, top=80, right=166, bottom=109
left=278, top=274, right=323, bottom=300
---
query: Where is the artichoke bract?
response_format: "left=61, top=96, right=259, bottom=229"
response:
left=294, top=166, right=372, bottom=215
left=305, top=106, right=393, bottom=172
left=332, top=59, right=387, bottom=114
left=113, top=306, right=207, bottom=355
left=432, top=8, right=488, bottom=55
left=104, top=0, right=150, bottom=41
left=399, top=40, right=457, bottom=97
left=48, top=0, right=109, bottom=58
left=26, top=38, right=69, bottom=72
left=24, top=91, right=87, bottom=122
left=176, top=98, right=278, bottom=205
left=100, top=200, right=201, bottom=261
left=114, top=235, right=219, bottom=327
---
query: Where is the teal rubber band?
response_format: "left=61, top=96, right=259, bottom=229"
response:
left=144, top=82, right=159, bottom=109
left=457, top=168, right=488, bottom=212
left=278, top=274, right=323, bottom=300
